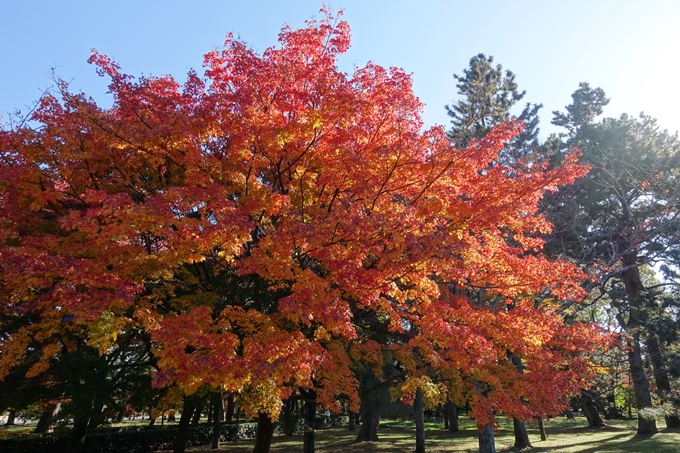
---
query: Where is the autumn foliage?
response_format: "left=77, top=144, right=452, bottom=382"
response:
left=0, top=10, right=608, bottom=431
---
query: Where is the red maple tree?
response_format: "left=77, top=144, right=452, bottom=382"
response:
left=0, top=9, right=609, bottom=452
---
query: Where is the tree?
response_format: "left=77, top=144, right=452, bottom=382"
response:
left=446, top=53, right=543, bottom=164
left=1, top=11, right=606, bottom=453
left=446, top=54, right=549, bottom=451
left=548, top=82, right=680, bottom=434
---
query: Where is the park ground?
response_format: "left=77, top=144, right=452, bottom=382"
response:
left=1, top=415, right=679, bottom=452
left=181, top=416, right=680, bottom=453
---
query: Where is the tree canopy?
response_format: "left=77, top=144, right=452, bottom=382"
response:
left=0, top=11, right=611, bottom=453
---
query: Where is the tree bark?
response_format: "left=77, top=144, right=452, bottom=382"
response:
left=355, top=403, right=380, bottom=441
left=348, top=411, right=356, bottom=431
left=580, top=392, right=604, bottom=427
left=537, top=417, right=547, bottom=441
left=225, top=393, right=235, bottom=421
left=211, top=392, right=221, bottom=449
left=35, top=402, right=61, bottom=434
left=620, top=256, right=658, bottom=435
left=191, top=397, right=205, bottom=425
left=66, top=416, right=90, bottom=453
left=478, top=423, right=496, bottom=453
left=173, top=396, right=199, bottom=453
left=87, top=397, right=105, bottom=430
left=414, top=389, right=425, bottom=453
left=447, top=402, right=458, bottom=432
left=646, top=333, right=680, bottom=428
left=66, top=390, right=95, bottom=453
left=253, top=412, right=275, bottom=453
left=115, top=407, right=125, bottom=423
left=4, top=409, right=16, bottom=426
left=513, top=418, right=532, bottom=449
left=303, top=392, right=316, bottom=453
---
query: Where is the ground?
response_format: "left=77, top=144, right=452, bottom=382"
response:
left=182, top=417, right=680, bottom=453
left=2, top=414, right=678, bottom=452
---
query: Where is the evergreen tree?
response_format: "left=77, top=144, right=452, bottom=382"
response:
left=547, top=83, right=680, bottom=433
left=446, top=53, right=542, bottom=166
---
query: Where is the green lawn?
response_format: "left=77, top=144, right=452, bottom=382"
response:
left=184, top=416, right=680, bottom=453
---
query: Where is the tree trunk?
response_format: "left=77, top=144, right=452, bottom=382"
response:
left=414, top=389, right=425, bottom=453
left=565, top=410, right=574, bottom=420
left=303, top=392, right=316, bottom=453
left=191, top=398, right=205, bottom=425
left=620, top=256, right=658, bottom=435
left=253, top=412, right=275, bottom=453
left=66, top=390, right=94, bottom=453
left=537, top=417, right=547, bottom=441
left=225, top=393, right=235, bottom=421
left=580, top=392, right=603, bottom=427
left=66, top=416, right=90, bottom=453
left=4, top=409, right=16, bottom=426
left=646, top=333, right=680, bottom=428
left=115, top=407, right=125, bottom=423
left=35, top=402, right=61, bottom=434
left=508, top=353, right=530, bottom=448
left=87, top=397, right=105, bottom=430
left=447, top=402, right=458, bottom=432
left=513, top=418, right=532, bottom=449
left=478, top=423, right=496, bottom=453
left=174, top=396, right=199, bottom=453
left=355, top=403, right=380, bottom=441
left=348, top=411, right=356, bottom=431
left=212, top=392, right=221, bottom=449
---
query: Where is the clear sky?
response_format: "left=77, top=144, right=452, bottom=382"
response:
left=2, top=0, right=680, bottom=137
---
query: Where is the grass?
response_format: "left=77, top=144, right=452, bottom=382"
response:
left=2, top=414, right=677, bottom=452
left=182, top=416, right=680, bottom=453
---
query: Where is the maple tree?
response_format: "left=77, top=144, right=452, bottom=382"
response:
left=0, top=9, right=610, bottom=453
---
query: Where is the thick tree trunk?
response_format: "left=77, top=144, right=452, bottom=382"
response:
left=66, top=390, right=95, bottom=453
left=348, top=411, right=356, bottom=431
left=448, top=402, right=458, bottom=432
left=4, top=409, right=16, bottom=426
left=620, top=256, right=658, bottom=435
left=212, top=392, right=221, bottom=449
left=513, top=418, right=532, bottom=449
left=253, top=412, right=275, bottom=453
left=66, top=416, right=90, bottom=453
left=537, top=417, right=547, bottom=441
left=355, top=403, right=380, bottom=441
left=414, top=389, right=425, bottom=453
left=35, top=402, right=61, bottom=434
left=303, top=392, right=316, bottom=453
left=478, top=423, right=496, bottom=453
left=174, top=396, right=199, bottom=453
left=580, top=392, right=604, bottom=427
left=87, top=397, right=105, bottom=430
left=646, top=333, right=680, bottom=428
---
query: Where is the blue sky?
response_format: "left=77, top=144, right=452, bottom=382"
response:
left=2, top=0, right=680, bottom=137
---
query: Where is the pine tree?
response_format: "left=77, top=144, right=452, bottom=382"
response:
left=446, top=53, right=542, bottom=166
left=547, top=83, right=680, bottom=433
